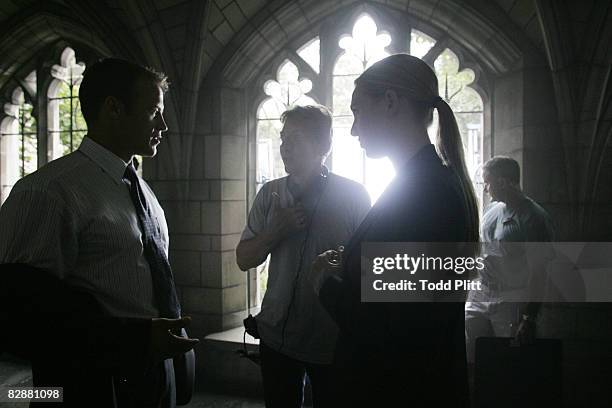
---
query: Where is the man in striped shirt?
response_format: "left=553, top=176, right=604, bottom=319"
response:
left=0, top=58, right=197, bottom=407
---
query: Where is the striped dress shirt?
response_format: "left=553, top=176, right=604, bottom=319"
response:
left=0, top=137, right=167, bottom=318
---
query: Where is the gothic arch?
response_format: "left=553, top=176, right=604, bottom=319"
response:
left=0, top=12, right=113, bottom=94
left=218, top=0, right=523, bottom=90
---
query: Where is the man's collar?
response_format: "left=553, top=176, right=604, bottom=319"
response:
left=78, top=137, right=129, bottom=185
left=287, top=165, right=329, bottom=200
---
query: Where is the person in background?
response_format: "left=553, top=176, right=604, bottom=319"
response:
left=465, top=156, right=554, bottom=364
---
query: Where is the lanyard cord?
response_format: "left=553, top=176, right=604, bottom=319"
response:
left=278, top=173, right=329, bottom=354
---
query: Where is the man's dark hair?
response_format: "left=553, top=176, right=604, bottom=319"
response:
left=79, top=58, right=169, bottom=125
left=483, top=156, right=520, bottom=184
left=280, top=105, right=333, bottom=156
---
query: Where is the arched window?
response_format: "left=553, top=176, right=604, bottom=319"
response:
left=254, top=61, right=317, bottom=298
left=255, top=14, right=484, bottom=203
left=256, top=60, right=317, bottom=189
left=331, top=15, right=394, bottom=203
left=0, top=46, right=92, bottom=204
left=47, top=47, right=87, bottom=159
left=431, top=48, right=484, bottom=204
left=1, top=86, right=37, bottom=202
left=252, top=12, right=486, bottom=304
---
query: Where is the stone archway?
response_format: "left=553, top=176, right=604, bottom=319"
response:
left=190, top=0, right=535, bottom=337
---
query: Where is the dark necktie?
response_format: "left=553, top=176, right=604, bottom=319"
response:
left=123, top=163, right=181, bottom=318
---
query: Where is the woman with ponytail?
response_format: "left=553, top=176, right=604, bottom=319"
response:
left=311, top=54, right=477, bottom=407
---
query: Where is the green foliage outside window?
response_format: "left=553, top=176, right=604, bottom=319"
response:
left=18, top=103, right=38, bottom=177
left=56, top=81, right=87, bottom=156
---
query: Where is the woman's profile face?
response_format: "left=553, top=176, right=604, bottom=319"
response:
left=350, top=86, right=387, bottom=158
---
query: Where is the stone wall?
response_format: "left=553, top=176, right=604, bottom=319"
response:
left=0, top=2, right=611, bottom=401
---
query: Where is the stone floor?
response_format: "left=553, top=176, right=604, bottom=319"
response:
left=0, top=355, right=265, bottom=408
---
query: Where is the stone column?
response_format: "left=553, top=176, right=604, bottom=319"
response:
left=162, top=84, right=249, bottom=339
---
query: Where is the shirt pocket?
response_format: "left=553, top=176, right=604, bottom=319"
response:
left=80, top=211, right=142, bottom=259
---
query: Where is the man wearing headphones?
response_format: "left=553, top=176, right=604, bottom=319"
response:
left=236, top=105, right=370, bottom=408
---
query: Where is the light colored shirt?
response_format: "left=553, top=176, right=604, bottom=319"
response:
left=241, top=172, right=371, bottom=364
left=0, top=137, right=167, bottom=318
left=479, top=197, right=554, bottom=290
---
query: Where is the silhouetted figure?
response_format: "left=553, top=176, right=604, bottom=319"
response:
left=311, top=54, right=479, bottom=407
left=0, top=58, right=198, bottom=407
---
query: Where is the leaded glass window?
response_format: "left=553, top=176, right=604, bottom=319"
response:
left=255, top=14, right=484, bottom=205
left=332, top=15, right=394, bottom=203
left=431, top=48, right=484, bottom=204
left=252, top=12, right=486, bottom=305
left=1, top=86, right=37, bottom=202
left=256, top=60, right=317, bottom=189
left=48, top=47, right=87, bottom=159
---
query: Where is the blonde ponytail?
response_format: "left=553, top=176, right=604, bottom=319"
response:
left=435, top=97, right=480, bottom=246
left=354, top=54, right=480, bottom=246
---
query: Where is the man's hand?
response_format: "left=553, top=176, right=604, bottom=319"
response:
left=149, top=316, right=199, bottom=363
left=310, top=249, right=343, bottom=295
left=236, top=193, right=308, bottom=271
left=267, top=193, right=307, bottom=239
